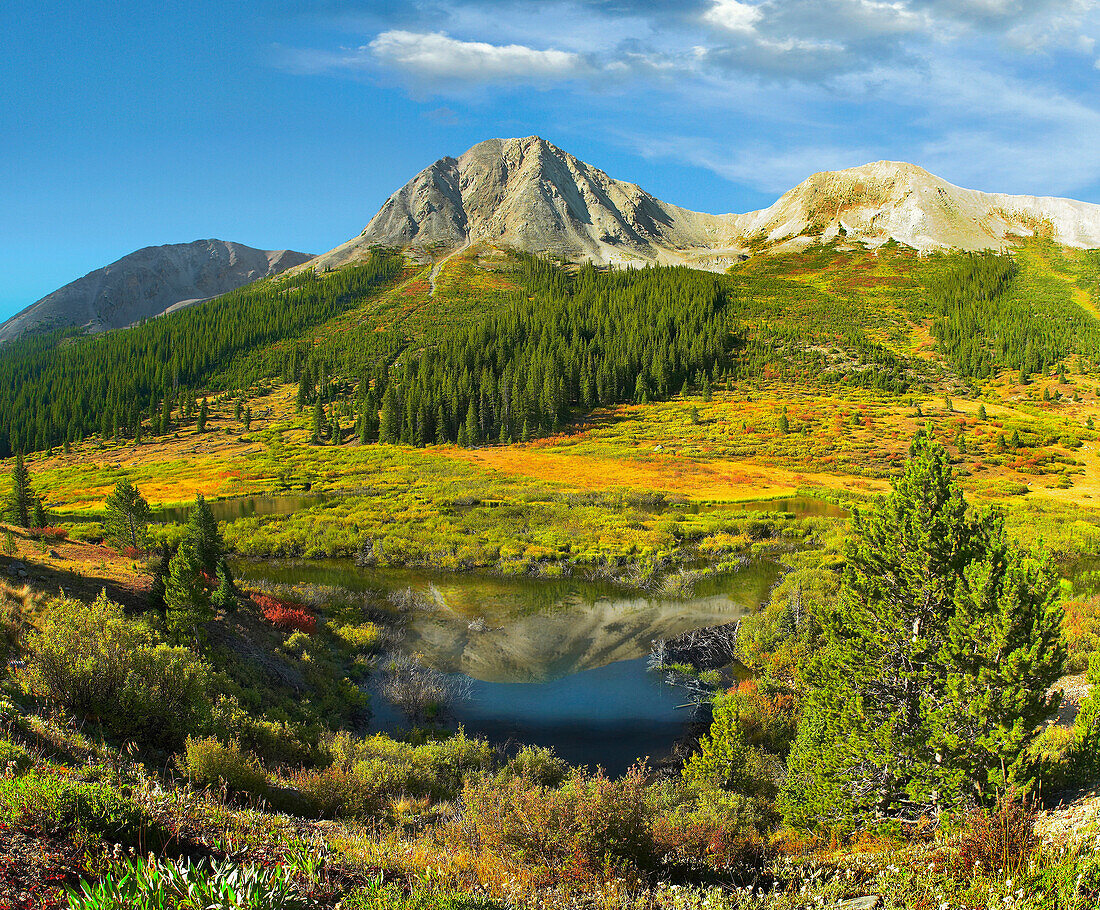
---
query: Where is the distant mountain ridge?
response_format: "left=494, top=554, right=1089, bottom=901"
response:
left=309, top=136, right=1100, bottom=272
left=0, top=240, right=313, bottom=343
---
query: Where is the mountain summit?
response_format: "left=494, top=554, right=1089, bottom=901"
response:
left=0, top=240, right=313, bottom=343
left=311, top=137, right=1100, bottom=271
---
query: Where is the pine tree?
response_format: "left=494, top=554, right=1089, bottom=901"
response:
left=464, top=401, right=479, bottom=446
left=31, top=497, right=46, bottom=530
left=184, top=494, right=223, bottom=576
left=311, top=401, right=325, bottom=445
left=164, top=541, right=211, bottom=645
left=780, top=430, right=1065, bottom=829
left=244, top=406, right=252, bottom=431
left=778, top=409, right=789, bottom=434
left=197, top=397, right=209, bottom=433
left=104, top=478, right=151, bottom=550
left=4, top=454, right=32, bottom=528
left=211, top=557, right=236, bottom=611
left=978, top=403, right=987, bottom=420
left=379, top=385, right=399, bottom=444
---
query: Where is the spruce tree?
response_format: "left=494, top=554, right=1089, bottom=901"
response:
left=464, top=401, right=479, bottom=446
left=184, top=494, right=223, bottom=576
left=104, top=478, right=151, bottom=551
left=781, top=430, right=1065, bottom=829
left=164, top=540, right=211, bottom=645
left=244, top=407, right=252, bottom=431
left=4, top=454, right=32, bottom=528
left=311, top=402, right=325, bottom=445
left=211, top=557, right=236, bottom=611
left=197, top=397, right=209, bottom=433
left=31, top=496, right=46, bottom=530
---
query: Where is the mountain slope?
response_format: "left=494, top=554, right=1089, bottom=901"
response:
left=311, top=137, right=1100, bottom=271
left=0, top=240, right=313, bottom=343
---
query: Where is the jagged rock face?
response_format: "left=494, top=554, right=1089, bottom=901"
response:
left=0, top=240, right=313, bottom=343
left=310, top=136, right=744, bottom=271
left=311, top=138, right=1100, bottom=272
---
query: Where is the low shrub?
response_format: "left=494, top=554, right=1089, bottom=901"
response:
left=181, top=736, right=269, bottom=799
left=29, top=526, right=68, bottom=542
left=334, top=621, right=382, bottom=652
left=954, top=789, right=1039, bottom=877
left=0, top=736, right=32, bottom=774
left=19, top=591, right=211, bottom=749
left=252, top=594, right=317, bottom=634
left=498, top=745, right=569, bottom=788
left=0, top=771, right=163, bottom=848
left=285, top=730, right=494, bottom=820
left=283, top=763, right=383, bottom=819
left=460, top=767, right=656, bottom=878
left=342, top=878, right=503, bottom=910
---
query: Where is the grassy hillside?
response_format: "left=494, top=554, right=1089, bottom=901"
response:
left=5, top=240, right=1100, bottom=907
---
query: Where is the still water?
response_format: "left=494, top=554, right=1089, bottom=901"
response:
left=236, top=559, right=782, bottom=772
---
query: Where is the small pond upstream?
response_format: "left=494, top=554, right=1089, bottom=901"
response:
left=236, top=559, right=783, bottom=773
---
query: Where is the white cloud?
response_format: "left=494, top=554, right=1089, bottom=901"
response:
left=703, top=0, right=764, bottom=34
left=368, top=30, right=587, bottom=82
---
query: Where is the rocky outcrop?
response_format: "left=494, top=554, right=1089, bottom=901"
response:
left=310, top=137, right=1100, bottom=272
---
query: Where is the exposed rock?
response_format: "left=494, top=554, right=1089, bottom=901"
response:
left=837, top=899, right=882, bottom=910
left=1, top=240, right=314, bottom=343
left=309, top=137, right=1100, bottom=274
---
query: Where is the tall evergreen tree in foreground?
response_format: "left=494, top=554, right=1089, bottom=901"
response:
left=781, top=429, right=1065, bottom=829
left=164, top=539, right=211, bottom=645
left=103, top=478, right=151, bottom=551
left=4, top=454, right=32, bottom=528
left=184, top=494, right=223, bottom=576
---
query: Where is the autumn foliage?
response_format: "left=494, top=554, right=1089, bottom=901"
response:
left=252, top=593, right=316, bottom=634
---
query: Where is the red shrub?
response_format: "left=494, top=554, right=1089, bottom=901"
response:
left=252, top=593, right=316, bottom=634
left=121, top=546, right=143, bottom=559
left=30, top=527, right=68, bottom=541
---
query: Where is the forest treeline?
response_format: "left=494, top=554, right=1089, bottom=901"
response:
left=930, top=250, right=1100, bottom=380
left=0, top=253, right=403, bottom=456
left=4, top=245, right=1098, bottom=456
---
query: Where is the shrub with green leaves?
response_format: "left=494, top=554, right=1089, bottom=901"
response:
left=19, top=591, right=211, bottom=749
left=0, top=771, right=163, bottom=848
left=0, top=736, right=32, bottom=774
left=181, top=735, right=270, bottom=798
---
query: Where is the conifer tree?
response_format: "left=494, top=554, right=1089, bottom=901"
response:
left=781, top=430, right=1065, bottom=829
left=184, top=494, right=223, bottom=576
left=104, top=478, right=151, bottom=551
left=4, top=454, right=32, bottom=528
left=464, top=401, right=479, bottom=446
left=311, top=402, right=324, bottom=445
left=379, top=385, right=399, bottom=444
left=197, top=397, right=209, bottom=433
left=211, top=557, right=236, bottom=611
left=31, top=496, right=46, bottom=530
left=244, top=406, right=252, bottom=431
left=164, top=540, right=211, bottom=645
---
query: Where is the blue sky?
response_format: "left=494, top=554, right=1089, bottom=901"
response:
left=4, top=0, right=1100, bottom=321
